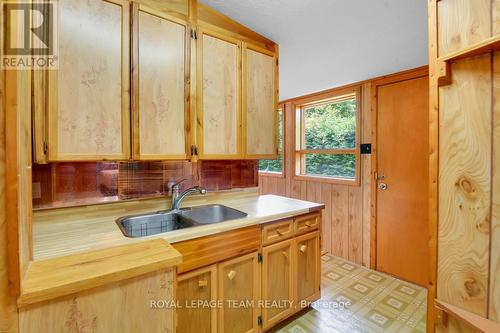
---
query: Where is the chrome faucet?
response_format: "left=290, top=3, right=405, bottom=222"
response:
left=171, top=179, right=207, bottom=210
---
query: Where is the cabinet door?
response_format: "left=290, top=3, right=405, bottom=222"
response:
left=132, top=5, right=190, bottom=160
left=243, top=43, right=278, bottom=159
left=47, top=0, right=130, bottom=161
left=218, top=252, right=260, bottom=333
left=261, top=238, right=294, bottom=330
left=176, top=265, right=217, bottom=333
left=197, top=29, right=241, bottom=159
left=295, top=231, right=321, bottom=304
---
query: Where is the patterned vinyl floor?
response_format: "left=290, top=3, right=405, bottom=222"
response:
left=271, top=255, right=427, bottom=333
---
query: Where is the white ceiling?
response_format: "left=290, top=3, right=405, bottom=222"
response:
left=200, top=0, right=429, bottom=100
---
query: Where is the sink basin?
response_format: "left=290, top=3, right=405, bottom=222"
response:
left=179, top=204, right=248, bottom=224
left=116, top=211, right=194, bottom=238
left=116, top=204, right=247, bottom=237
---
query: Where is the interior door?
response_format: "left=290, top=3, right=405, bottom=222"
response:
left=375, top=75, right=429, bottom=287
left=218, top=252, right=260, bottom=333
left=197, top=29, right=241, bottom=159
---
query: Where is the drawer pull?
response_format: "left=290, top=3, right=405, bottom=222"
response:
left=198, top=280, right=208, bottom=288
left=305, top=221, right=313, bottom=227
left=227, top=270, right=236, bottom=280
left=276, top=229, right=283, bottom=236
left=300, top=245, right=307, bottom=253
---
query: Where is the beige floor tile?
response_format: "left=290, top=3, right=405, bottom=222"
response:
left=271, top=255, right=427, bottom=333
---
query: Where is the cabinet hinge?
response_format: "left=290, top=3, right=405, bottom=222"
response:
left=190, top=29, right=198, bottom=40
left=276, top=58, right=279, bottom=66
left=190, top=145, right=198, bottom=156
left=258, top=253, right=263, bottom=263
left=257, top=316, right=263, bottom=326
left=43, top=141, right=48, bottom=155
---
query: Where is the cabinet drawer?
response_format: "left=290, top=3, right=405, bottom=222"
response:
left=294, top=213, right=319, bottom=235
left=173, top=225, right=260, bottom=274
left=262, top=219, right=294, bottom=245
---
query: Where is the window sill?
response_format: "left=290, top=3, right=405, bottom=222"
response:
left=258, top=171, right=285, bottom=178
left=293, top=174, right=360, bottom=186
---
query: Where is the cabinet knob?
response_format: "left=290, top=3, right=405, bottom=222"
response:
left=198, top=280, right=208, bottom=288
left=300, top=244, right=307, bottom=253
left=227, top=270, right=236, bottom=280
left=281, top=251, right=288, bottom=259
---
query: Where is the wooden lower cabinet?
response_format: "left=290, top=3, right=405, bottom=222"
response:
left=176, top=265, right=218, bottom=333
left=175, top=214, right=322, bottom=332
left=176, top=252, right=260, bottom=333
left=19, top=269, right=175, bottom=333
left=295, top=231, right=321, bottom=304
left=261, top=238, right=295, bottom=330
left=218, top=252, right=260, bottom=333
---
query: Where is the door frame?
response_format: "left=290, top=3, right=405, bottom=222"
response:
left=369, top=66, right=429, bottom=270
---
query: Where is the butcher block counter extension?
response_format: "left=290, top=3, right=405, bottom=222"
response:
left=21, top=189, right=324, bottom=332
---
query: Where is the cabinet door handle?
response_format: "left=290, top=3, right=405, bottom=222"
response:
left=227, top=270, right=236, bottom=280
left=198, top=280, right=208, bottom=288
left=300, top=244, right=307, bottom=253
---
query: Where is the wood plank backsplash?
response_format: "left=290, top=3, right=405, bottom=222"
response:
left=32, top=160, right=258, bottom=209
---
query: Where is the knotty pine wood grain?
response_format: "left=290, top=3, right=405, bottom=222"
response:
left=438, top=55, right=491, bottom=317
left=19, top=269, right=175, bottom=333
left=491, top=52, right=500, bottom=322
left=134, top=6, right=188, bottom=159
left=437, top=0, right=491, bottom=58
left=49, top=0, right=130, bottom=160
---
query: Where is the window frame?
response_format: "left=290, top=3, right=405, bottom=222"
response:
left=293, top=86, right=361, bottom=186
left=258, top=103, right=286, bottom=178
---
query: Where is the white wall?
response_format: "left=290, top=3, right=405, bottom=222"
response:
left=201, top=0, right=428, bottom=100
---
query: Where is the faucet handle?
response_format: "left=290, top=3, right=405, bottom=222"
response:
left=171, top=179, right=188, bottom=190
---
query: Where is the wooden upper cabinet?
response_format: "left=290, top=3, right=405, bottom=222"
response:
left=47, top=0, right=130, bottom=161
left=243, top=43, right=278, bottom=159
left=437, top=0, right=491, bottom=57
left=132, top=5, right=190, bottom=160
left=218, top=252, right=260, bottom=333
left=197, top=29, right=242, bottom=159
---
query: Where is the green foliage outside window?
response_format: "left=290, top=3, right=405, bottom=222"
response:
left=303, top=98, right=357, bottom=179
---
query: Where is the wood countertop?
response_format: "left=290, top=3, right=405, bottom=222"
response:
left=18, top=239, right=182, bottom=307
left=33, top=190, right=324, bottom=260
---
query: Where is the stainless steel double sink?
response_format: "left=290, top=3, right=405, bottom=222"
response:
left=116, top=204, right=248, bottom=238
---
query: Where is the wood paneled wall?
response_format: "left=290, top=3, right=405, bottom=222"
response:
left=259, top=83, right=372, bottom=267
left=429, top=0, right=500, bottom=331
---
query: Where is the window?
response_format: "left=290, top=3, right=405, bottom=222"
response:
left=259, top=106, right=284, bottom=175
left=294, top=87, right=360, bottom=184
